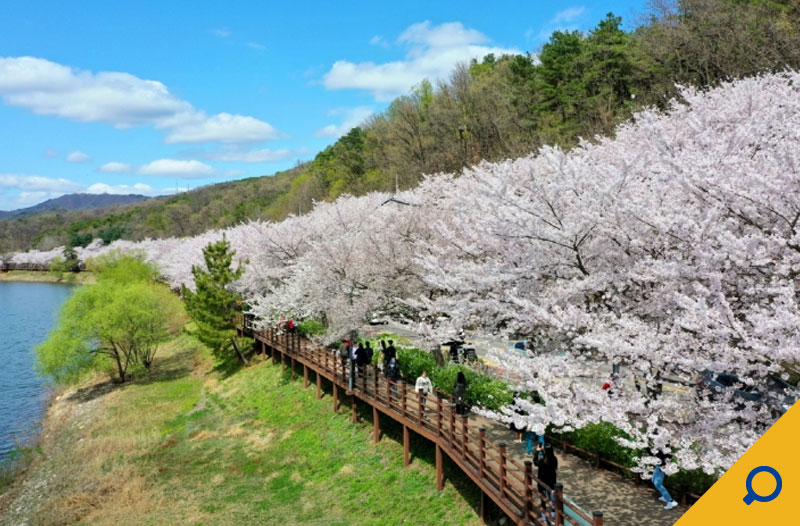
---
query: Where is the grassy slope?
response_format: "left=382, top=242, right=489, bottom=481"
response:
left=5, top=331, right=483, bottom=526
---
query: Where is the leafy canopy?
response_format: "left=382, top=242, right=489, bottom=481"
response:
left=36, top=255, right=183, bottom=384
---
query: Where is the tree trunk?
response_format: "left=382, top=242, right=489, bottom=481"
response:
left=232, top=338, right=249, bottom=366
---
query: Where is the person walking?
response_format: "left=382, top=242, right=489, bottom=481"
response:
left=533, top=443, right=559, bottom=521
left=339, top=339, right=350, bottom=379
left=453, top=371, right=467, bottom=416
left=386, top=357, right=400, bottom=399
left=652, top=450, right=678, bottom=510
left=364, top=341, right=374, bottom=367
left=524, top=425, right=544, bottom=455
left=348, top=341, right=359, bottom=391
left=510, top=391, right=525, bottom=443
left=415, top=370, right=433, bottom=412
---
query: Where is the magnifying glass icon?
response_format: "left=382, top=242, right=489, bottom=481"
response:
left=743, top=466, right=782, bottom=505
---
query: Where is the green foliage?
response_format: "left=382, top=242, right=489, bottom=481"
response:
left=296, top=319, right=326, bottom=337
left=396, top=347, right=438, bottom=380
left=669, top=468, right=718, bottom=496
left=554, top=422, right=640, bottom=467
left=97, top=225, right=125, bottom=244
left=395, top=347, right=513, bottom=411
left=87, top=249, right=159, bottom=283
left=36, top=256, right=183, bottom=384
left=181, top=238, right=249, bottom=366
left=68, top=231, right=93, bottom=248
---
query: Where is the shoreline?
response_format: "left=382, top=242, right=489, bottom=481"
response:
left=0, top=271, right=94, bottom=285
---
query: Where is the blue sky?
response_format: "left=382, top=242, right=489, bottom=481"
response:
left=0, top=0, right=649, bottom=211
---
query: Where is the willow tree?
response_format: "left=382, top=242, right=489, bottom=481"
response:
left=182, top=238, right=250, bottom=365
left=36, top=255, right=183, bottom=384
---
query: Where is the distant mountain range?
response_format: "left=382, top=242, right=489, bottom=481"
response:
left=0, top=193, right=151, bottom=219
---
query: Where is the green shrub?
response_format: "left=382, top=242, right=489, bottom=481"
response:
left=553, top=422, right=639, bottom=467
left=392, top=349, right=513, bottom=411
left=297, top=319, right=326, bottom=337
left=669, top=468, right=718, bottom=496
left=396, top=347, right=437, bottom=380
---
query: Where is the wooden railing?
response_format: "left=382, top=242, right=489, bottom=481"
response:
left=0, top=262, right=84, bottom=272
left=247, top=324, right=604, bottom=526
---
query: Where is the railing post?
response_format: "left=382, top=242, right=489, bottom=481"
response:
left=373, top=406, right=380, bottom=443
left=436, top=443, right=444, bottom=491
left=403, top=425, right=410, bottom=467
left=479, top=428, right=487, bottom=477
left=417, top=390, right=424, bottom=425
left=361, top=365, right=367, bottom=393
left=401, top=382, right=407, bottom=419
left=449, top=400, right=456, bottom=443
left=524, top=460, right=534, bottom=521
left=499, top=443, right=507, bottom=498
left=333, top=383, right=339, bottom=412
left=436, top=392, right=443, bottom=438
left=461, top=415, right=469, bottom=460
left=373, top=371, right=379, bottom=400
left=592, top=511, right=604, bottom=526
left=554, top=483, right=564, bottom=526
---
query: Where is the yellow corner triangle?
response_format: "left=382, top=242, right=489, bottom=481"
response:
left=674, top=402, right=799, bottom=525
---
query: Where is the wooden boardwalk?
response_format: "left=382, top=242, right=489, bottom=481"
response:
left=247, top=326, right=605, bottom=526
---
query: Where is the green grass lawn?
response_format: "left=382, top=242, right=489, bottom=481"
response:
left=23, top=332, right=484, bottom=526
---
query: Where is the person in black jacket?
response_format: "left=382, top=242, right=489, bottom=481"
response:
left=364, top=341, right=374, bottom=367
left=453, top=371, right=467, bottom=416
left=534, top=443, right=558, bottom=512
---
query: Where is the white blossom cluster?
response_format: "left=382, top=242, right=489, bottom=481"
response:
left=10, top=72, right=800, bottom=475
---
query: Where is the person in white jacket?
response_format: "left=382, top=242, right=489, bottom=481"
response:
left=415, top=370, right=433, bottom=412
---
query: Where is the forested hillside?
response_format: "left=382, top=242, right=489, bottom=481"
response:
left=2, top=0, right=798, bottom=254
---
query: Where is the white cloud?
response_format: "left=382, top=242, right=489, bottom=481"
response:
left=0, top=56, right=282, bottom=144
left=8, top=191, right=63, bottom=208
left=224, top=169, right=247, bottom=178
left=138, top=159, right=215, bottom=178
left=530, top=6, right=587, bottom=42
left=98, top=162, right=133, bottom=173
left=322, top=21, right=519, bottom=100
left=0, top=174, right=83, bottom=192
left=203, top=147, right=296, bottom=163
left=65, top=150, right=91, bottom=163
left=247, top=42, right=266, bottom=50
left=369, top=35, right=389, bottom=47
left=44, top=149, right=58, bottom=158
left=314, top=106, right=374, bottom=138
left=164, top=112, right=282, bottom=144
left=85, top=182, right=162, bottom=195
left=213, top=28, right=231, bottom=38
left=552, top=7, right=586, bottom=24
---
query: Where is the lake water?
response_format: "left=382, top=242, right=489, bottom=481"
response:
left=0, top=281, right=76, bottom=461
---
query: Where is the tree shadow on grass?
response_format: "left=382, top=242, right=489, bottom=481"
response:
left=66, top=349, right=195, bottom=404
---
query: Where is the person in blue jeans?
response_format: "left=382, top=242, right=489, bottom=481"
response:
left=524, top=426, right=545, bottom=455
left=653, top=450, right=678, bottom=510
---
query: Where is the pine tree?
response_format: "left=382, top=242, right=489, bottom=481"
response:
left=182, top=238, right=249, bottom=365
